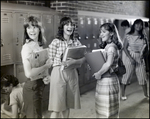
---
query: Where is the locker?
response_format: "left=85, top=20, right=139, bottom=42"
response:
left=14, top=12, right=28, bottom=63
left=53, top=15, right=63, bottom=37
left=42, top=14, right=54, bottom=48
left=16, top=64, right=27, bottom=83
left=91, top=17, right=100, bottom=50
left=1, top=12, right=14, bottom=66
left=77, top=16, right=86, bottom=44
left=28, top=13, right=42, bottom=21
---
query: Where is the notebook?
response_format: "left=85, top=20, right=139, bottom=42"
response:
left=61, top=45, right=87, bottom=70
left=29, top=48, right=49, bottom=80
left=85, top=50, right=111, bottom=78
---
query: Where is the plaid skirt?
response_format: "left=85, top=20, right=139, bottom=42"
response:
left=95, top=75, right=120, bottom=118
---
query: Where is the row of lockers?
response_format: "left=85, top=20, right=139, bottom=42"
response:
left=1, top=2, right=63, bottom=66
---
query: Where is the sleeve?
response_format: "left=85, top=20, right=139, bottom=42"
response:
left=48, top=39, right=59, bottom=64
left=9, top=92, right=17, bottom=106
left=21, top=45, right=32, bottom=63
left=107, top=45, right=116, bottom=58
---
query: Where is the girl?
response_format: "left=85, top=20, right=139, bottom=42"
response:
left=121, top=19, right=149, bottom=100
left=48, top=17, right=85, bottom=118
left=93, top=23, right=122, bottom=118
left=1, top=75, right=25, bottom=118
left=21, top=16, right=51, bottom=118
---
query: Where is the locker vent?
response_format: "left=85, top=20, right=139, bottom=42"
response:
left=2, top=18, right=9, bottom=23
left=3, top=54, right=11, bottom=61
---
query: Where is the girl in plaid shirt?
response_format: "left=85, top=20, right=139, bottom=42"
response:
left=48, top=17, right=85, bottom=118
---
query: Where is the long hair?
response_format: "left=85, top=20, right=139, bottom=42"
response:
left=128, top=19, right=144, bottom=39
left=23, top=16, right=46, bottom=46
left=56, top=16, right=75, bottom=41
left=1, top=75, right=19, bottom=88
left=99, top=23, right=122, bottom=50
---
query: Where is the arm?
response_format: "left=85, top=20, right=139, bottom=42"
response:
left=1, top=103, right=18, bottom=118
left=93, top=47, right=115, bottom=79
left=21, top=46, right=51, bottom=81
left=22, top=59, right=51, bottom=81
left=123, top=37, right=135, bottom=65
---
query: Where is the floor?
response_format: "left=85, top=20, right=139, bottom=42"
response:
left=42, top=73, right=149, bottom=118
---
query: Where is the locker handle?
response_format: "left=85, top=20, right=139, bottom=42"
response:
left=85, top=36, right=88, bottom=39
left=1, top=43, right=4, bottom=47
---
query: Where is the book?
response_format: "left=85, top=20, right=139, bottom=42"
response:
left=29, top=48, right=49, bottom=80
left=85, top=50, right=111, bottom=78
left=61, top=45, right=87, bottom=70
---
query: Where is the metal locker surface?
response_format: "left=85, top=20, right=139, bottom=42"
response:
left=28, top=13, right=42, bottom=21
left=1, top=12, right=14, bottom=66
left=53, top=15, right=63, bottom=38
left=42, top=14, right=54, bottom=48
left=14, top=12, right=28, bottom=63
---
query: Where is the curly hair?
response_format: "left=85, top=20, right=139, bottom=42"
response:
left=56, top=16, right=75, bottom=41
left=23, top=16, right=46, bottom=46
left=1, top=75, right=19, bottom=87
left=99, top=23, right=122, bottom=50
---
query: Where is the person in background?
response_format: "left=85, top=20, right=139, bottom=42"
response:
left=93, top=23, right=122, bottom=118
left=1, top=75, right=25, bottom=118
left=121, top=20, right=131, bottom=40
left=121, top=19, right=149, bottom=101
left=121, top=20, right=132, bottom=84
left=143, top=21, right=149, bottom=73
left=48, top=16, right=85, bottom=118
left=21, top=16, right=52, bottom=118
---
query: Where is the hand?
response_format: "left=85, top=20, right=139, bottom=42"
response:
left=43, top=75, right=51, bottom=84
left=93, top=71, right=101, bottom=80
left=62, top=58, right=76, bottom=69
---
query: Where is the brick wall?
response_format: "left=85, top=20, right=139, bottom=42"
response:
left=2, top=1, right=148, bottom=19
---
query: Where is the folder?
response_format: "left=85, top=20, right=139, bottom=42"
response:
left=61, top=45, right=87, bottom=70
left=85, top=50, right=111, bottom=78
left=29, top=48, right=49, bottom=80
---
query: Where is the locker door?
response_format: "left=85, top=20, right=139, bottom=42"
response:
left=14, top=12, right=28, bottom=63
left=42, top=14, right=54, bottom=48
left=28, top=13, right=42, bottom=21
left=1, top=12, right=14, bottom=66
left=77, top=15, right=86, bottom=87
left=54, top=15, right=63, bottom=37
left=92, top=17, right=100, bottom=50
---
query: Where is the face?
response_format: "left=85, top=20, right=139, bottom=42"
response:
left=100, top=27, right=112, bottom=42
left=26, top=23, right=40, bottom=41
left=63, top=22, right=74, bottom=36
left=134, top=22, right=143, bottom=31
left=2, top=85, right=13, bottom=93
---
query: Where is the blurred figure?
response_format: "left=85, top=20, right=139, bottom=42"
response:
left=1, top=75, right=25, bottom=118
left=143, top=21, right=149, bottom=73
left=121, top=20, right=131, bottom=42
left=121, top=20, right=132, bottom=84
left=121, top=19, right=149, bottom=101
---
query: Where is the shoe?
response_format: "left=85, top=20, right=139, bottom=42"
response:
left=121, top=96, right=127, bottom=101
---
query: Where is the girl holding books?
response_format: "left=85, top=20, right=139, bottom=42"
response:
left=48, top=17, right=85, bottom=118
left=21, top=16, right=51, bottom=118
left=93, top=23, right=122, bottom=118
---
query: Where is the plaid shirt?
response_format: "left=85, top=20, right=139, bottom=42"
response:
left=48, top=38, right=82, bottom=67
